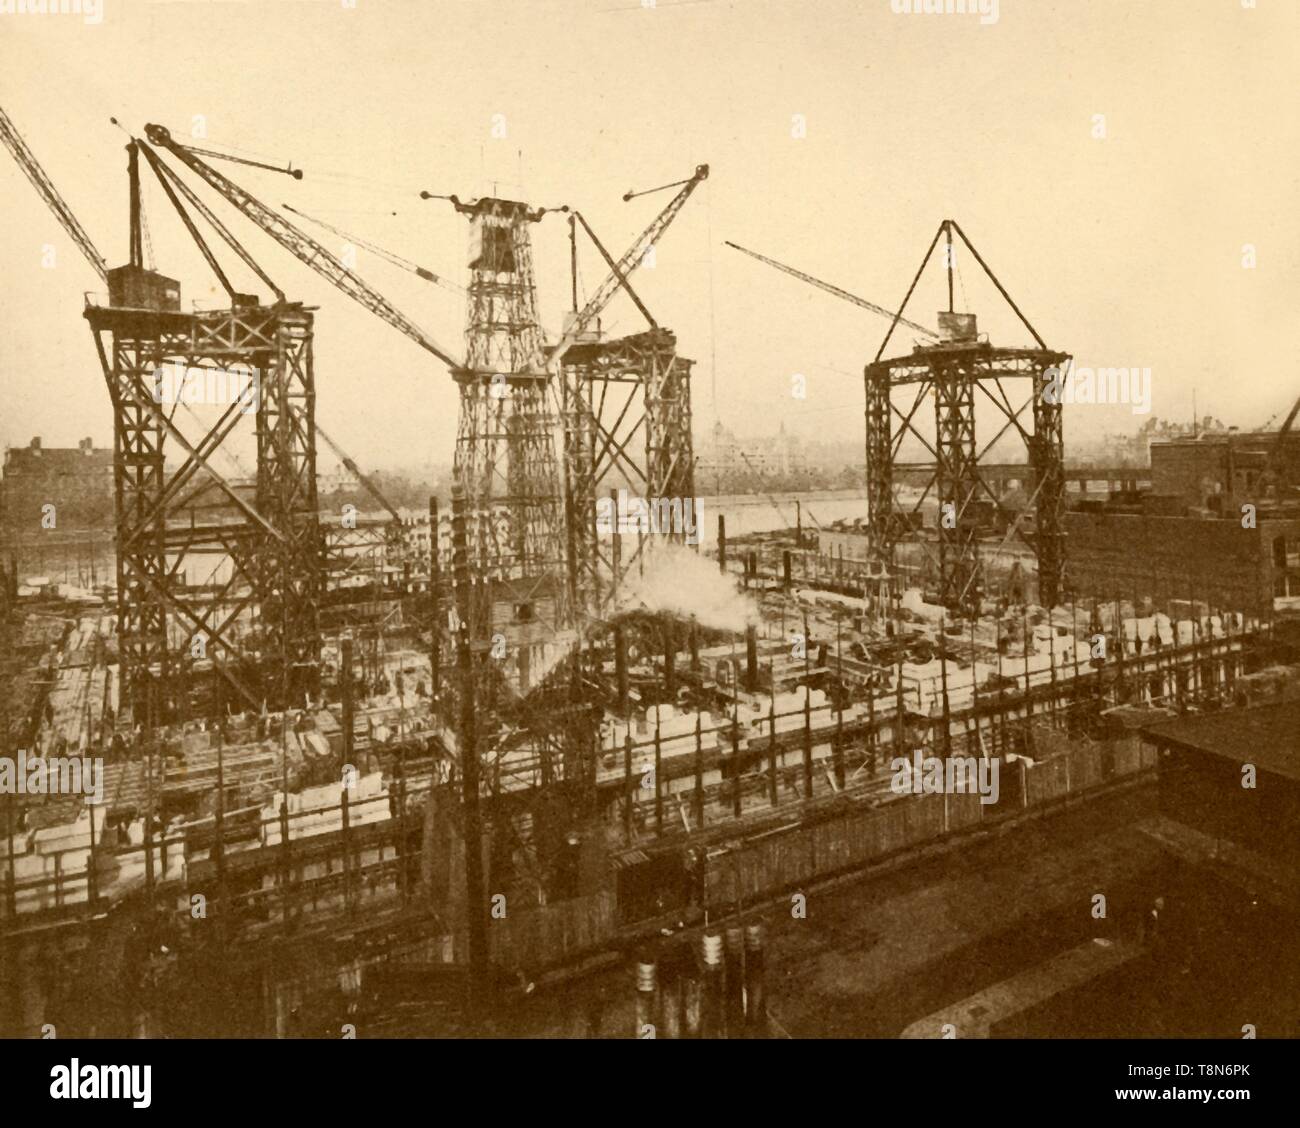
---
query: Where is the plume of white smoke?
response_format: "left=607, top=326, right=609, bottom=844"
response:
left=612, top=542, right=760, bottom=633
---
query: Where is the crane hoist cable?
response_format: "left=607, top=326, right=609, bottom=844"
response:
left=955, top=257, right=971, bottom=317
left=623, top=172, right=698, bottom=202
left=138, top=138, right=284, bottom=303
left=548, top=163, right=710, bottom=371
left=282, top=203, right=465, bottom=295
left=143, top=122, right=462, bottom=369
left=419, top=163, right=707, bottom=371
left=725, top=241, right=939, bottom=341
left=181, top=141, right=303, bottom=180
left=138, top=192, right=155, bottom=269
left=736, top=449, right=823, bottom=531
left=313, top=417, right=402, bottom=523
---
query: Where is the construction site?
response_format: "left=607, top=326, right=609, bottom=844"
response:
left=2, top=92, right=1298, bottom=1043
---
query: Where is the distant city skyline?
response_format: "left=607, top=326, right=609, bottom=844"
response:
left=3, top=2, right=1296, bottom=467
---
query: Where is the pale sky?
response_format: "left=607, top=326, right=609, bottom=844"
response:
left=1, top=0, right=1296, bottom=473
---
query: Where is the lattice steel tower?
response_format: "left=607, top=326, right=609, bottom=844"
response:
left=865, top=220, right=1069, bottom=613
left=451, top=197, right=571, bottom=688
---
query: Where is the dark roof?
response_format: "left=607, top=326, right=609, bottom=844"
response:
left=4, top=447, right=113, bottom=473
left=1144, top=701, right=1300, bottom=782
left=1103, top=703, right=1178, bottom=731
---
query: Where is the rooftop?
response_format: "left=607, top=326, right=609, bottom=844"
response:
left=1144, top=700, right=1300, bottom=781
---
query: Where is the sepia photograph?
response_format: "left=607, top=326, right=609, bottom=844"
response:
left=0, top=0, right=1294, bottom=1109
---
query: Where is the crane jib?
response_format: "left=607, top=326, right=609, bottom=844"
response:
left=143, top=122, right=463, bottom=370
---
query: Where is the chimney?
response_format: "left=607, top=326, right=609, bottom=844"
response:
left=613, top=624, right=629, bottom=714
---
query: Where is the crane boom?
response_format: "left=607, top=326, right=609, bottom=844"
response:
left=737, top=450, right=790, bottom=529
left=314, top=417, right=401, bottom=522
left=725, top=240, right=938, bottom=341
left=549, top=163, right=709, bottom=369
left=0, top=104, right=108, bottom=282
left=283, top=204, right=465, bottom=296
left=143, top=124, right=462, bottom=369
left=1262, top=393, right=1300, bottom=502
left=736, top=449, right=822, bottom=531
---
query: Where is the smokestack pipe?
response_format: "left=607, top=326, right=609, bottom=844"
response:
left=744, top=922, right=767, bottom=1032
left=659, top=950, right=683, bottom=1039
left=724, top=926, right=746, bottom=1035
left=717, top=515, right=727, bottom=574
left=683, top=966, right=703, bottom=1039
left=783, top=550, right=792, bottom=590
left=689, top=619, right=700, bottom=672
left=341, top=637, right=355, bottom=768
left=663, top=630, right=676, bottom=696
left=700, top=932, right=724, bottom=1037
left=611, top=488, right=622, bottom=596
left=614, top=624, right=629, bottom=713
left=451, top=485, right=489, bottom=1013
left=635, top=956, right=658, bottom=1039
left=429, top=495, right=440, bottom=702
left=745, top=625, right=758, bottom=692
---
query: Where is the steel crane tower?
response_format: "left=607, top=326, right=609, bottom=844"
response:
left=865, top=220, right=1069, bottom=613
left=2, top=110, right=307, bottom=718
left=99, top=139, right=326, bottom=719
left=727, top=222, right=1069, bottom=613
left=554, top=167, right=709, bottom=619
left=445, top=194, right=568, bottom=693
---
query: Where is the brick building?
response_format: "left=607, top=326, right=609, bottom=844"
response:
left=1065, top=431, right=1300, bottom=613
left=1149, top=431, right=1300, bottom=516
left=1, top=437, right=115, bottom=581
left=1, top=437, right=114, bottom=534
left=1063, top=510, right=1300, bottom=612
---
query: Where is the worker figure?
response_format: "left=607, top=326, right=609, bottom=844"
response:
left=584, top=983, right=607, bottom=1038
left=684, top=846, right=707, bottom=915
left=1140, top=895, right=1165, bottom=952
